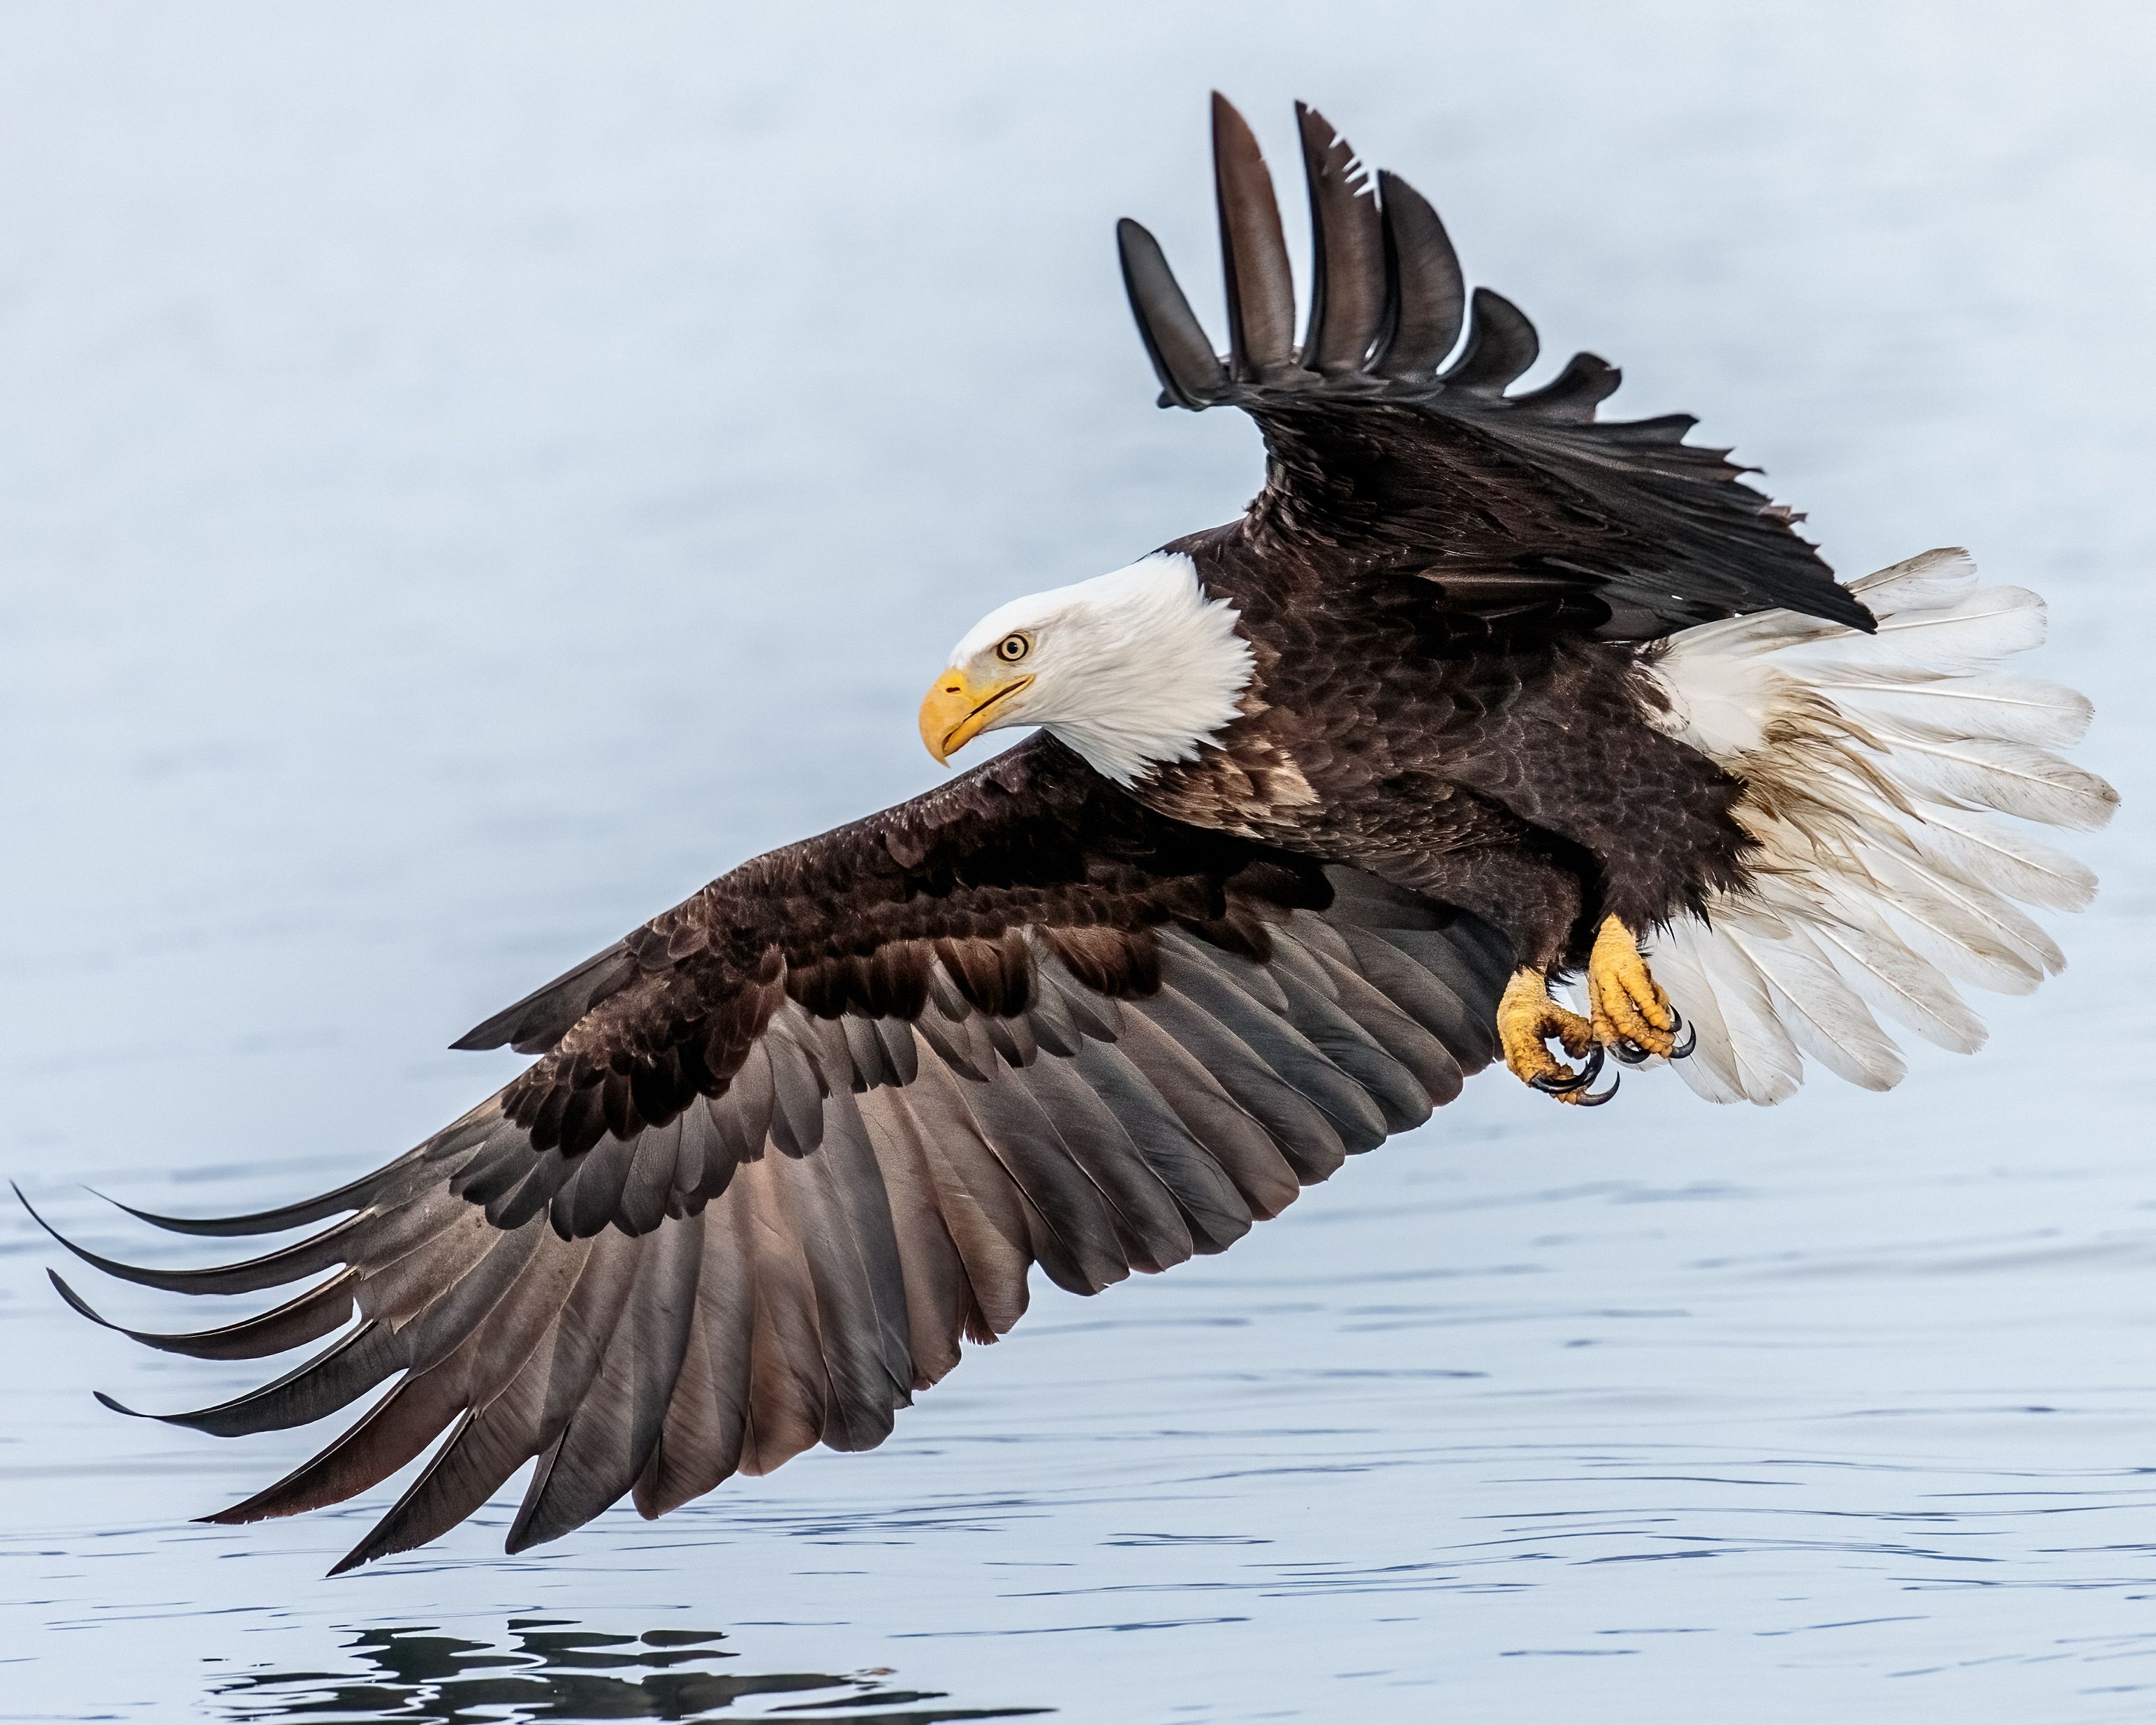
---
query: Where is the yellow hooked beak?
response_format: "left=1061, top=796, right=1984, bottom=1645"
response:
left=918, top=667, right=1035, bottom=765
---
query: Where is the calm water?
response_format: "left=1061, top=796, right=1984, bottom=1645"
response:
left=3, top=6, right=2152, bottom=1720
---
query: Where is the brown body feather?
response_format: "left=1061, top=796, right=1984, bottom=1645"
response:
left=1144, top=531, right=1759, bottom=970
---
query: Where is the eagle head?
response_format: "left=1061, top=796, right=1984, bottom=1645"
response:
left=919, top=552, right=1255, bottom=787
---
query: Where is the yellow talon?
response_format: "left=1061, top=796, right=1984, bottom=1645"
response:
left=1498, top=967, right=1601, bottom=1103
left=1499, top=921, right=1685, bottom=1106
left=1587, top=915, right=1678, bottom=1058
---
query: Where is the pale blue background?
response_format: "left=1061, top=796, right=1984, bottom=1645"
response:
left=1, top=3, right=2150, bottom=1720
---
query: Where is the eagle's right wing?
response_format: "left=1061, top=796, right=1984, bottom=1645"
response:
left=32, top=734, right=1509, bottom=1571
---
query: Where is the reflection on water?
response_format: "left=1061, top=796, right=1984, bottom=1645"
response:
left=209, top=1620, right=1049, bottom=1724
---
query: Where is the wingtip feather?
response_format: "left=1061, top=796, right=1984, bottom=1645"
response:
left=46, top=1268, right=115, bottom=1330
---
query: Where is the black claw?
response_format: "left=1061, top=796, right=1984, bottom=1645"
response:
left=1530, top=1041, right=1606, bottom=1095
left=1611, top=1038, right=1651, bottom=1066
left=1573, top=1069, right=1620, bottom=1106
left=1669, top=1015, right=1696, bottom=1060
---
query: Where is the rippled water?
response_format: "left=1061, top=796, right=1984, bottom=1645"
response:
left=2, top=5, right=2151, bottom=1720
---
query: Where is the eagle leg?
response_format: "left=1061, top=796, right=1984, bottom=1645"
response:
left=1586, top=916, right=1686, bottom=1062
left=1497, top=969, right=1613, bottom=1105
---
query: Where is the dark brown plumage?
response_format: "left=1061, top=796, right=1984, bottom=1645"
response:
left=31, top=96, right=1891, bottom=1570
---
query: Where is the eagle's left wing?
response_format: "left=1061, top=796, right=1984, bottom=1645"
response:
left=29, top=735, right=1509, bottom=1571
left=1120, top=96, right=1873, bottom=645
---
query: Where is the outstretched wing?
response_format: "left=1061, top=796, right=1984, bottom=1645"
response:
left=1119, top=96, right=1873, bottom=643
left=34, top=736, right=1509, bottom=1573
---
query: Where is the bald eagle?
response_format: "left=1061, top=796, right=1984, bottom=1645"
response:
left=29, top=98, right=2115, bottom=1572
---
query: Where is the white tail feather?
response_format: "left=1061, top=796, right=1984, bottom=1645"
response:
left=1726, top=923, right=1905, bottom=1092
left=1644, top=548, right=2114, bottom=1104
left=1798, top=897, right=1988, bottom=1052
left=1873, top=734, right=2118, bottom=830
left=1848, top=546, right=1981, bottom=610
left=1852, top=590, right=2052, bottom=675
left=1690, top=929, right=1805, bottom=1103
left=1807, top=670, right=2092, bottom=749
left=1868, top=848, right=2062, bottom=983
left=1913, top=807, right=2097, bottom=913
left=1649, top=927, right=1747, bottom=1104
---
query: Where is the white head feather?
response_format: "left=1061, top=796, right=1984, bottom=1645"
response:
left=941, top=552, right=1254, bottom=784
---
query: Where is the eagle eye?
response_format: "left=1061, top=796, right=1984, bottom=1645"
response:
left=995, top=633, right=1032, bottom=663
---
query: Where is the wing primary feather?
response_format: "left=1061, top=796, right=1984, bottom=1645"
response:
left=331, top=1233, right=645, bottom=1568
left=390, top=1221, right=556, bottom=1377
left=1210, top=91, right=1300, bottom=381
left=1294, top=102, right=1384, bottom=375
left=123, top=1321, right=401, bottom=1438
left=89, top=1161, right=411, bottom=1239
left=17, top=1186, right=372, bottom=1298
left=135, top=1217, right=541, bottom=1437
left=328, top=1395, right=540, bottom=1576
left=1370, top=169, right=1464, bottom=377
left=1442, top=286, right=1540, bottom=393
left=1115, top=219, right=1228, bottom=409
left=324, top=1231, right=605, bottom=1569
left=204, top=1221, right=580, bottom=1527
left=205, top=1370, right=468, bottom=1527
left=47, top=1266, right=356, bottom=1363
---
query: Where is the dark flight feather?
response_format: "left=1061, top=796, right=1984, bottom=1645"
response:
left=1372, top=169, right=1466, bottom=378
left=48, top=1268, right=355, bottom=1363
left=1443, top=288, right=1540, bottom=394
left=1211, top=91, right=1302, bottom=383
left=43, top=737, right=1505, bottom=1569
left=1295, top=102, right=1386, bottom=375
